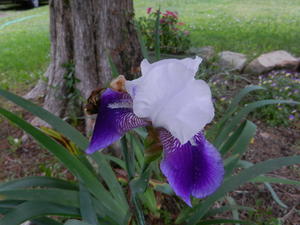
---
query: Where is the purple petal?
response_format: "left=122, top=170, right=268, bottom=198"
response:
left=159, top=129, right=224, bottom=206
left=86, top=89, right=149, bottom=154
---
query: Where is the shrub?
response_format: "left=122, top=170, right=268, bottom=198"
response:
left=137, top=8, right=191, bottom=54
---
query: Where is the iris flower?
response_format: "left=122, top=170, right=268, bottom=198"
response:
left=86, top=57, right=224, bottom=206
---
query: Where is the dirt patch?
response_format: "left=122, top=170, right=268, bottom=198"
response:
left=230, top=123, right=300, bottom=224
left=0, top=105, right=70, bottom=181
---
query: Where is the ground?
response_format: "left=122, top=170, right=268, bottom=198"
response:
left=0, top=1, right=300, bottom=224
left=235, top=124, right=300, bottom=224
left=1, top=109, right=299, bottom=224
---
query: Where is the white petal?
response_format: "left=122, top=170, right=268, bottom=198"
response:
left=180, top=56, right=202, bottom=74
left=125, top=57, right=212, bottom=144
left=129, top=59, right=196, bottom=118
left=140, top=59, right=151, bottom=75
left=140, top=56, right=202, bottom=77
left=152, top=79, right=214, bottom=144
left=125, top=77, right=142, bottom=98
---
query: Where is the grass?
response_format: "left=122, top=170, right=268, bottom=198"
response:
left=135, top=0, right=300, bottom=57
left=0, top=5, right=49, bottom=92
left=1, top=0, right=300, bottom=90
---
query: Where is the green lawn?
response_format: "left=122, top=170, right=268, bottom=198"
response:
left=1, top=0, right=300, bottom=90
left=0, top=6, right=49, bottom=91
left=135, top=0, right=300, bottom=57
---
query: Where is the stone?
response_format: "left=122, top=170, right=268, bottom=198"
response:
left=187, top=46, right=215, bottom=61
left=260, top=132, right=271, bottom=139
left=276, top=57, right=300, bottom=71
left=218, top=51, right=247, bottom=72
left=245, top=50, right=298, bottom=74
left=21, top=222, right=32, bottom=225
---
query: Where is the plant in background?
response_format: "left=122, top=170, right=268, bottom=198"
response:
left=204, top=72, right=251, bottom=119
left=253, top=70, right=300, bottom=126
left=1, top=19, right=300, bottom=224
left=137, top=8, right=191, bottom=54
left=63, top=62, right=83, bottom=125
left=7, top=136, right=22, bottom=152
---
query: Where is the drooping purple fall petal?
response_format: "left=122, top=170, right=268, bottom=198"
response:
left=86, top=89, right=149, bottom=154
left=159, top=129, right=224, bottom=206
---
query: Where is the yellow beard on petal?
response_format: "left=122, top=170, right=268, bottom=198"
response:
left=110, top=75, right=127, bottom=92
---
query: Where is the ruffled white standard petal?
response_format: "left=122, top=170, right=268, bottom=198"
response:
left=140, top=57, right=202, bottom=76
left=125, top=56, right=214, bottom=144
left=154, top=79, right=214, bottom=144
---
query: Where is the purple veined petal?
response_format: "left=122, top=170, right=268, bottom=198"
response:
left=159, top=129, right=224, bottom=206
left=86, top=88, right=149, bottom=154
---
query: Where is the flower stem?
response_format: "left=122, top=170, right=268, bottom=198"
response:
left=121, top=136, right=146, bottom=225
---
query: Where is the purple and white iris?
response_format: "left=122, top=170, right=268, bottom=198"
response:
left=86, top=57, right=224, bottom=206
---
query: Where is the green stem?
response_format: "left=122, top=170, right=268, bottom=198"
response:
left=121, top=136, right=146, bottom=225
left=154, top=8, right=161, bottom=61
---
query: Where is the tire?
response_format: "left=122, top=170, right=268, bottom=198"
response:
left=27, top=0, right=39, bottom=8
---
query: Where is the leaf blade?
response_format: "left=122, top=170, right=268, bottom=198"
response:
left=185, top=155, right=300, bottom=224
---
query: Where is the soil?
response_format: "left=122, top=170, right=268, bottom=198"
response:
left=0, top=104, right=71, bottom=181
left=0, top=94, right=299, bottom=224
left=233, top=123, right=300, bottom=224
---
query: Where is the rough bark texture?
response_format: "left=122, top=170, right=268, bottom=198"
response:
left=30, top=0, right=142, bottom=122
left=43, top=0, right=74, bottom=117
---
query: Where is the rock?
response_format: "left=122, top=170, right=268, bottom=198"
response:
left=21, top=222, right=32, bottom=225
left=188, top=46, right=215, bottom=61
left=217, top=51, right=247, bottom=72
left=276, top=57, right=300, bottom=71
left=245, top=50, right=299, bottom=74
left=260, top=132, right=271, bottom=139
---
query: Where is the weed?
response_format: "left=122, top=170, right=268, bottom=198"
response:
left=253, top=70, right=300, bottom=126
left=62, top=62, right=83, bottom=125
left=7, top=136, right=21, bottom=152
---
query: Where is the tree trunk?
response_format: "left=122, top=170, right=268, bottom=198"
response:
left=28, top=0, right=142, bottom=127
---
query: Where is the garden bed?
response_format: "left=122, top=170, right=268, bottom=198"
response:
left=0, top=101, right=299, bottom=224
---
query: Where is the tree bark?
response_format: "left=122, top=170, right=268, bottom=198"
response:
left=43, top=0, right=74, bottom=117
left=28, top=0, right=142, bottom=125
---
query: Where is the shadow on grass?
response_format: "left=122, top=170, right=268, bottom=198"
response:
left=0, top=1, right=48, bottom=11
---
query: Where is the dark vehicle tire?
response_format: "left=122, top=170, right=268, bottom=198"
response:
left=27, top=0, right=39, bottom=8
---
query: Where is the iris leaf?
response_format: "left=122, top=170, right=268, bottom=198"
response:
left=0, top=89, right=129, bottom=219
left=0, top=176, right=77, bottom=191
left=0, top=189, right=79, bottom=208
left=264, top=183, right=288, bottom=209
left=182, top=155, right=300, bottom=225
left=31, top=217, right=64, bottom=225
left=198, top=219, right=256, bottom=225
left=214, top=99, right=299, bottom=147
left=79, top=183, right=99, bottom=225
left=0, top=107, right=125, bottom=223
left=204, top=205, right=255, bottom=218
left=0, top=201, right=80, bottom=225
left=251, top=175, right=300, bottom=186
